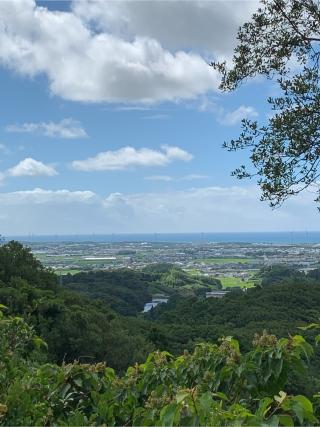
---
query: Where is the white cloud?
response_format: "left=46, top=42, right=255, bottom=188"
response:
left=0, top=188, right=99, bottom=234
left=0, top=0, right=223, bottom=104
left=143, top=114, right=170, bottom=120
left=145, top=174, right=208, bottom=182
left=0, top=184, right=318, bottom=235
left=72, top=145, right=193, bottom=171
left=197, top=96, right=218, bottom=113
left=181, top=174, right=208, bottom=181
left=115, top=106, right=152, bottom=112
left=72, top=0, right=258, bottom=56
left=145, top=175, right=173, bottom=182
left=218, top=105, right=258, bottom=126
left=0, top=187, right=96, bottom=204
left=101, top=186, right=320, bottom=232
left=8, top=158, right=58, bottom=177
left=194, top=99, right=259, bottom=125
left=6, top=118, right=87, bottom=139
left=0, top=187, right=105, bottom=234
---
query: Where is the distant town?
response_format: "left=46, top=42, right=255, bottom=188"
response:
left=25, top=240, right=320, bottom=290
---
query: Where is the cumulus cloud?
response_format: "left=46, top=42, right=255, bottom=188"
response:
left=218, top=105, right=258, bottom=126
left=145, top=175, right=173, bottom=182
left=0, top=185, right=318, bottom=235
left=100, top=186, right=320, bottom=232
left=189, top=97, right=259, bottom=126
left=8, top=158, right=58, bottom=177
left=181, top=174, right=208, bottom=181
left=6, top=118, right=87, bottom=139
left=145, top=174, right=208, bottom=182
left=143, top=114, right=170, bottom=120
left=0, top=187, right=96, bottom=204
left=0, top=0, right=223, bottom=104
left=72, top=145, right=193, bottom=171
left=115, top=106, right=152, bottom=112
left=72, top=0, right=258, bottom=56
left=0, top=188, right=100, bottom=234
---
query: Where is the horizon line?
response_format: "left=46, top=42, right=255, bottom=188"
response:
left=4, top=230, right=320, bottom=237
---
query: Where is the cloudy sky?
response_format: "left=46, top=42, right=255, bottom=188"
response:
left=0, top=0, right=318, bottom=235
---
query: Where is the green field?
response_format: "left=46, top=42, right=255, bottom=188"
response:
left=198, top=258, right=251, bottom=265
left=36, top=254, right=118, bottom=269
left=184, top=268, right=201, bottom=276
left=219, top=276, right=255, bottom=288
left=183, top=269, right=256, bottom=289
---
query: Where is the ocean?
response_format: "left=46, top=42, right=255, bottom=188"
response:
left=5, top=231, right=320, bottom=244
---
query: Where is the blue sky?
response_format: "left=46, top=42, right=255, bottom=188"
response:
left=0, top=0, right=318, bottom=235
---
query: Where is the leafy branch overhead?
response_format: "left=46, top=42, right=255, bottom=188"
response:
left=213, top=0, right=320, bottom=207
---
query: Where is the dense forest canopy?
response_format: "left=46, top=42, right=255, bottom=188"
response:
left=63, top=265, right=222, bottom=316
left=0, top=241, right=154, bottom=370
left=1, top=303, right=319, bottom=425
left=0, top=240, right=320, bottom=425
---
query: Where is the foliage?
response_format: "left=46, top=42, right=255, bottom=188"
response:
left=0, top=306, right=48, bottom=423
left=143, top=264, right=222, bottom=297
left=213, top=0, right=320, bottom=207
left=159, top=267, right=221, bottom=294
left=0, top=240, right=57, bottom=290
left=63, top=265, right=222, bottom=314
left=149, top=280, right=320, bottom=345
left=1, top=241, right=320, bottom=425
left=143, top=263, right=177, bottom=274
left=0, top=242, right=153, bottom=372
left=63, top=270, right=153, bottom=316
left=257, top=264, right=304, bottom=286
left=146, top=279, right=320, bottom=396
left=1, top=309, right=319, bottom=426
left=307, top=268, right=320, bottom=281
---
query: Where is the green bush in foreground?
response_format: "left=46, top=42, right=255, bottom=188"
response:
left=1, top=307, right=320, bottom=426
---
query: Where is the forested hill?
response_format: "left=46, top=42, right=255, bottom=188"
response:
left=1, top=241, right=320, bottom=425
left=62, top=264, right=221, bottom=316
left=63, top=270, right=154, bottom=316
left=1, top=241, right=320, bottom=368
left=147, top=280, right=320, bottom=353
left=0, top=241, right=154, bottom=371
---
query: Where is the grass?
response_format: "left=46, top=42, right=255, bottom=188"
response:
left=198, top=258, right=251, bottom=265
left=219, top=276, right=255, bottom=289
left=184, top=268, right=201, bottom=275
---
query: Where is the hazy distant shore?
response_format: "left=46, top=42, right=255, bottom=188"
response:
left=4, top=231, right=320, bottom=244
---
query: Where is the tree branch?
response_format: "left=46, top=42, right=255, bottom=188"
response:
left=273, top=0, right=320, bottom=43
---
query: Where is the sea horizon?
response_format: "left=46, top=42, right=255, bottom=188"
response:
left=4, top=231, right=320, bottom=244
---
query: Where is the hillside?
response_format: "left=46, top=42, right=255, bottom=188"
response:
left=1, top=303, right=319, bottom=425
left=0, top=241, right=153, bottom=371
left=62, top=264, right=222, bottom=316
left=148, top=280, right=320, bottom=351
left=1, top=241, right=320, bottom=425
